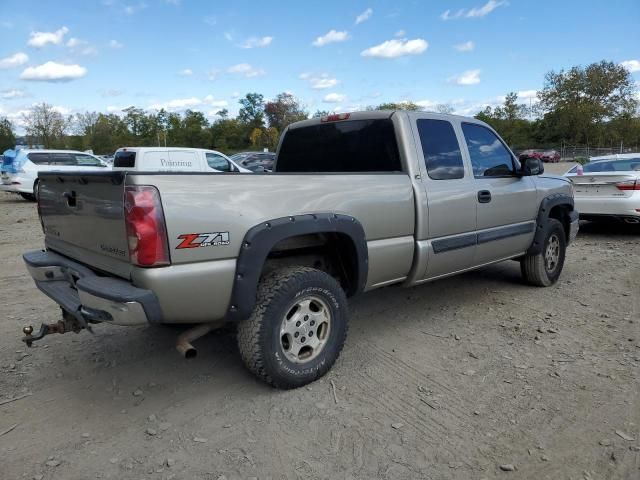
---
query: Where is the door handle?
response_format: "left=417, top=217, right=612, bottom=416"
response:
left=477, top=190, right=492, bottom=203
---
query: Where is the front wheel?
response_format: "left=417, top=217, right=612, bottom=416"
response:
left=237, top=266, right=348, bottom=389
left=520, top=218, right=566, bottom=286
left=20, top=192, right=36, bottom=202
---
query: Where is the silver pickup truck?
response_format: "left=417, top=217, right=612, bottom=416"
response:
left=22, top=111, right=578, bottom=388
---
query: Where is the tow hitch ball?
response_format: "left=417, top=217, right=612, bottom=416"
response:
left=22, top=315, right=86, bottom=347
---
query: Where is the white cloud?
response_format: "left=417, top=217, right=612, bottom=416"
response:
left=106, top=105, right=126, bottom=113
left=324, top=93, right=346, bottom=103
left=149, top=95, right=228, bottom=111
left=227, top=63, right=265, bottom=77
left=20, top=61, right=87, bottom=82
left=467, top=0, right=508, bottom=18
left=394, top=30, right=406, bottom=37
left=312, top=30, right=350, bottom=47
left=449, top=69, right=481, bottom=85
left=150, top=97, right=202, bottom=110
left=124, top=2, right=147, bottom=15
left=361, top=38, right=428, bottom=58
left=178, top=68, right=193, bottom=76
left=415, top=99, right=439, bottom=109
left=99, top=89, right=124, bottom=97
left=440, top=9, right=465, bottom=20
left=300, top=73, right=340, bottom=89
left=441, top=1, right=507, bottom=20
left=621, top=59, right=640, bottom=73
left=1, top=89, right=26, bottom=99
left=203, top=95, right=228, bottom=108
left=0, top=52, right=29, bottom=69
left=66, top=37, right=83, bottom=48
left=109, top=39, right=124, bottom=49
left=517, top=89, right=538, bottom=100
left=355, top=8, right=373, bottom=25
left=239, top=36, right=273, bottom=48
left=27, top=26, right=69, bottom=48
left=453, top=41, right=475, bottom=52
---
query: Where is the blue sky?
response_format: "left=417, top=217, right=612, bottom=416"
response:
left=0, top=0, right=639, bottom=127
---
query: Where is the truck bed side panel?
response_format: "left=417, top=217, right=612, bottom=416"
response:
left=130, top=173, right=416, bottom=290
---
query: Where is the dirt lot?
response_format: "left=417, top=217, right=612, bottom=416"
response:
left=1, top=171, right=639, bottom=480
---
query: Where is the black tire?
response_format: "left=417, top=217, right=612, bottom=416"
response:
left=20, top=192, right=36, bottom=202
left=520, top=218, right=566, bottom=287
left=237, top=266, right=348, bottom=389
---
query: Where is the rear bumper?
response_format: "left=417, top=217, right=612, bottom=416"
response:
left=23, top=250, right=163, bottom=326
left=574, top=195, right=640, bottom=218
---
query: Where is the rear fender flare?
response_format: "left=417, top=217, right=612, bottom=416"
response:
left=226, top=213, right=368, bottom=322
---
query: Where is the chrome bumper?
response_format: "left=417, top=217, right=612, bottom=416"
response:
left=23, top=250, right=163, bottom=326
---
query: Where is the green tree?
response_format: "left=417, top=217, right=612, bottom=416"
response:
left=376, top=101, right=423, bottom=111
left=238, top=93, right=265, bottom=130
left=538, top=60, right=638, bottom=144
left=181, top=110, right=210, bottom=148
left=264, top=92, right=308, bottom=131
left=0, top=117, right=16, bottom=151
left=22, top=102, right=68, bottom=148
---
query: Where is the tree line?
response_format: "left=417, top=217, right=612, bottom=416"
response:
left=1, top=60, right=638, bottom=155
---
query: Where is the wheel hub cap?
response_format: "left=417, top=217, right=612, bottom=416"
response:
left=280, top=296, right=331, bottom=364
left=545, top=234, right=560, bottom=272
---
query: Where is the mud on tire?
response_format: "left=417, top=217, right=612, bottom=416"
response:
left=236, top=266, right=348, bottom=389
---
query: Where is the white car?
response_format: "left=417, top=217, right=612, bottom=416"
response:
left=564, top=154, right=640, bottom=224
left=112, top=147, right=251, bottom=173
left=1, top=149, right=109, bottom=201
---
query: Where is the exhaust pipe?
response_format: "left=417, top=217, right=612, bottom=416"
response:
left=176, top=322, right=222, bottom=358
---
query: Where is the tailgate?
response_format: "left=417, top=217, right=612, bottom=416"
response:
left=38, top=172, right=132, bottom=278
left=569, top=173, right=637, bottom=198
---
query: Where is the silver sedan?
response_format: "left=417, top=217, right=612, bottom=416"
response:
left=564, top=154, right=640, bottom=224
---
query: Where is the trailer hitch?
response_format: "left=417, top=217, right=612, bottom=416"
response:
left=22, top=312, right=87, bottom=347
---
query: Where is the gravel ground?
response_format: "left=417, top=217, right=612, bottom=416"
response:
left=0, top=170, right=638, bottom=480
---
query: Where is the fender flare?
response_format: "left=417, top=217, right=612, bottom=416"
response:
left=527, top=193, right=574, bottom=255
left=226, top=213, right=368, bottom=322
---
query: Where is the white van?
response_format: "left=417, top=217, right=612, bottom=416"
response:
left=112, top=147, right=251, bottom=173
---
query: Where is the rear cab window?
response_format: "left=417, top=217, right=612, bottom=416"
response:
left=114, top=151, right=136, bottom=168
left=461, top=123, right=516, bottom=177
left=276, top=118, right=402, bottom=172
left=416, top=119, right=465, bottom=180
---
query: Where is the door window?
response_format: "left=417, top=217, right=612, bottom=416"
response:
left=461, top=123, right=515, bottom=177
left=50, top=153, right=77, bottom=166
left=27, top=153, right=51, bottom=165
left=417, top=119, right=465, bottom=180
left=74, top=153, right=104, bottom=166
left=206, top=152, right=231, bottom=171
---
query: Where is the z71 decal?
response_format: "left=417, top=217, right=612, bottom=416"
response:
left=176, top=232, right=230, bottom=249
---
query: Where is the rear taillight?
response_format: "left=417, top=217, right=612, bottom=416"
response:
left=124, top=186, right=170, bottom=267
left=615, top=180, right=640, bottom=191
left=321, top=113, right=351, bottom=123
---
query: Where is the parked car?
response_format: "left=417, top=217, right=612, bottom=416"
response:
left=112, top=147, right=251, bottom=173
left=541, top=150, right=561, bottom=163
left=1, top=149, right=109, bottom=201
left=21, top=111, right=578, bottom=389
left=518, top=149, right=543, bottom=162
left=229, top=151, right=276, bottom=172
left=565, top=154, right=640, bottom=224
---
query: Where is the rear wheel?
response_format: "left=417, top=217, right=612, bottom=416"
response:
left=520, top=218, right=566, bottom=286
left=237, top=266, right=348, bottom=389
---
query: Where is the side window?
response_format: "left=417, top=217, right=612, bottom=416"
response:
left=74, top=154, right=103, bottom=166
left=461, top=123, right=515, bottom=177
left=206, top=153, right=231, bottom=172
left=27, top=153, right=50, bottom=165
left=417, top=119, right=465, bottom=180
left=50, top=153, right=76, bottom=166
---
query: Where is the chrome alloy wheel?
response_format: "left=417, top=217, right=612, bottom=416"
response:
left=545, top=234, right=560, bottom=272
left=280, top=296, right=331, bottom=364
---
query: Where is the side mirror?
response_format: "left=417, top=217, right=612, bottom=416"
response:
left=520, top=157, right=544, bottom=176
